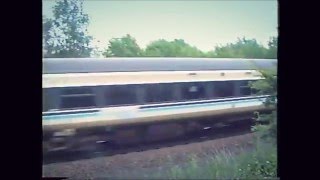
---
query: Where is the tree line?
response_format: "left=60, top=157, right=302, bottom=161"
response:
left=43, top=0, right=277, bottom=59
left=103, top=35, right=277, bottom=59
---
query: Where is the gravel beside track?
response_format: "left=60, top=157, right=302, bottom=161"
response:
left=43, top=132, right=255, bottom=179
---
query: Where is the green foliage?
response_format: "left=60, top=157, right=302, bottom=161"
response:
left=250, top=68, right=277, bottom=144
left=43, top=17, right=54, bottom=56
left=43, top=0, right=93, bottom=58
left=141, top=36, right=277, bottom=58
left=265, top=37, right=278, bottom=59
left=144, top=39, right=205, bottom=57
left=213, top=37, right=269, bottom=59
left=252, top=111, right=277, bottom=144
left=103, top=34, right=143, bottom=57
left=250, top=69, right=277, bottom=107
left=237, top=142, right=277, bottom=179
left=162, top=142, right=277, bottom=179
left=101, top=35, right=277, bottom=58
left=203, top=50, right=216, bottom=58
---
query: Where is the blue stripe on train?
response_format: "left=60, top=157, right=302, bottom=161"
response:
left=42, top=98, right=265, bottom=121
left=43, top=112, right=98, bottom=120
left=140, top=96, right=265, bottom=109
left=139, top=98, right=264, bottom=112
left=44, top=109, right=99, bottom=116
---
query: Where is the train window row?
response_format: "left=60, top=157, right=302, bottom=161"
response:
left=43, top=80, right=255, bottom=111
left=61, top=88, right=96, bottom=109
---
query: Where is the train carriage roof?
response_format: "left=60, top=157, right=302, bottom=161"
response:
left=43, top=58, right=277, bottom=74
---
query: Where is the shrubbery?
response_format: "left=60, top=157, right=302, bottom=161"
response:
left=162, top=142, right=277, bottom=179
left=250, top=69, right=277, bottom=144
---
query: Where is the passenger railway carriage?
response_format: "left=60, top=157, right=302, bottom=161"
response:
left=42, top=58, right=277, bottom=152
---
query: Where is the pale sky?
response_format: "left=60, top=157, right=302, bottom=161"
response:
left=43, top=0, right=278, bottom=52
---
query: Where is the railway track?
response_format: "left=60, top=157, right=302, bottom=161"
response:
left=43, top=118, right=255, bottom=165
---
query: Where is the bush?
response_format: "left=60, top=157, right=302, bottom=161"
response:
left=163, top=142, right=277, bottom=179
left=250, top=68, right=277, bottom=145
left=237, top=142, right=277, bottom=179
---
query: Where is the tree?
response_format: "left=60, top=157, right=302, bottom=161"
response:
left=144, top=39, right=172, bottom=57
left=103, top=34, right=143, bottom=57
left=265, top=37, right=277, bottom=59
left=43, top=16, right=53, bottom=57
left=144, top=39, right=205, bottom=57
left=43, top=0, right=93, bottom=58
left=213, top=37, right=268, bottom=59
left=203, top=50, right=217, bottom=58
left=250, top=68, right=277, bottom=144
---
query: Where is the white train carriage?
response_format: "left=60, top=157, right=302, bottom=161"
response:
left=42, top=58, right=277, bottom=151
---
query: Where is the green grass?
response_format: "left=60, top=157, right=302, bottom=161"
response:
left=151, top=140, right=277, bottom=179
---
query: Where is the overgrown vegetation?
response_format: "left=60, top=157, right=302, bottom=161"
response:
left=159, top=143, right=276, bottom=179
left=250, top=69, right=277, bottom=144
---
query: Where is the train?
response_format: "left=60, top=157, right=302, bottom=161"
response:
left=42, top=57, right=277, bottom=153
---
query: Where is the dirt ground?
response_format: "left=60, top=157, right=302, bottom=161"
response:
left=43, top=133, right=255, bottom=179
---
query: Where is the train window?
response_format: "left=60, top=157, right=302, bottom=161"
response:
left=62, top=88, right=93, bottom=95
left=248, top=80, right=258, bottom=95
left=251, top=88, right=258, bottom=95
left=144, top=83, right=175, bottom=103
left=105, top=85, right=137, bottom=106
left=202, top=81, right=215, bottom=99
left=239, top=81, right=251, bottom=96
left=144, top=84, right=157, bottom=103
left=214, top=81, right=234, bottom=98
left=161, top=83, right=175, bottom=102
left=60, top=87, right=96, bottom=109
left=240, top=86, right=251, bottom=96
left=181, top=82, right=206, bottom=100
left=239, top=80, right=257, bottom=96
left=42, top=89, right=50, bottom=112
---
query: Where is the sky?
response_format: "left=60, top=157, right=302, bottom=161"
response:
left=42, top=0, right=278, bottom=52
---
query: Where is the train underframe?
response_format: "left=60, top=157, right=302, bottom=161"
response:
left=42, top=109, right=271, bottom=154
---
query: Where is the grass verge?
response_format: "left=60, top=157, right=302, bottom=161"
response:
left=152, top=139, right=277, bottom=179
